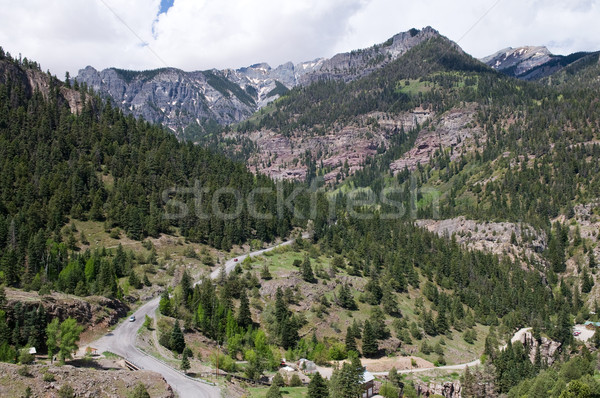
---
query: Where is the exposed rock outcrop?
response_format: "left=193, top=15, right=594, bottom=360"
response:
left=299, top=26, right=440, bottom=85
left=242, top=109, right=432, bottom=181
left=74, top=27, right=441, bottom=135
left=5, top=289, right=129, bottom=330
left=481, top=46, right=594, bottom=81
left=417, top=217, right=547, bottom=266
left=513, top=329, right=561, bottom=366
left=0, top=362, right=174, bottom=398
left=416, top=380, right=461, bottom=398
left=390, top=104, right=484, bottom=173
left=0, top=59, right=86, bottom=114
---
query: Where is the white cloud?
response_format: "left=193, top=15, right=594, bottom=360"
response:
left=333, top=0, right=600, bottom=58
left=0, top=0, right=598, bottom=78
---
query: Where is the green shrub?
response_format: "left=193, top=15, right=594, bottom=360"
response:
left=17, top=365, right=31, bottom=377
left=19, top=350, right=34, bottom=365
left=289, top=374, right=303, bottom=387
left=58, top=384, right=75, bottom=398
left=380, top=382, right=400, bottom=398
left=272, top=372, right=285, bottom=387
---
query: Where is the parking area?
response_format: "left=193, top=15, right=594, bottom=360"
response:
left=573, top=324, right=596, bottom=342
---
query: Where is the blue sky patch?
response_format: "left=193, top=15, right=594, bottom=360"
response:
left=159, top=0, right=174, bottom=15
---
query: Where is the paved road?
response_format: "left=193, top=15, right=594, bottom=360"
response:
left=209, top=234, right=308, bottom=280
left=371, top=327, right=532, bottom=376
left=92, top=297, right=220, bottom=398
left=90, top=235, right=304, bottom=398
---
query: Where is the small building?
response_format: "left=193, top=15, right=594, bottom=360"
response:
left=584, top=321, right=600, bottom=328
left=28, top=347, right=37, bottom=355
left=361, top=370, right=375, bottom=398
left=297, top=358, right=317, bottom=374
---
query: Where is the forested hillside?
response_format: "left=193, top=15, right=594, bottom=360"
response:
left=2, top=33, right=600, bottom=397
left=0, top=48, right=302, bottom=291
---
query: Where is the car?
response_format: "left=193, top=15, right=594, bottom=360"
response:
left=129, top=316, right=136, bottom=322
left=573, top=331, right=581, bottom=336
left=233, top=258, right=238, bottom=262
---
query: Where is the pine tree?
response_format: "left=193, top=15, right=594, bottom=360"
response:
left=272, top=372, right=285, bottom=387
left=593, top=328, right=600, bottom=349
left=435, top=311, right=449, bottom=335
left=129, top=271, right=141, bottom=289
left=423, top=310, right=437, bottom=336
left=369, top=307, right=389, bottom=340
left=266, top=383, right=282, bottom=398
left=275, top=287, right=289, bottom=323
left=361, top=320, right=378, bottom=358
left=308, top=371, right=329, bottom=398
left=589, top=252, right=597, bottom=268
left=345, top=326, right=358, bottom=355
left=381, top=281, right=399, bottom=315
left=329, top=353, right=363, bottom=398
left=582, top=267, right=594, bottom=293
left=0, top=285, right=6, bottom=309
left=180, top=270, right=193, bottom=305
left=338, top=284, right=356, bottom=310
left=260, top=264, right=272, bottom=280
left=237, top=289, right=252, bottom=329
left=302, top=254, right=315, bottom=283
left=159, top=290, right=171, bottom=316
left=170, top=320, right=186, bottom=354
left=180, top=349, right=190, bottom=372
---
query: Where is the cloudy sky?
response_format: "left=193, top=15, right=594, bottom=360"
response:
left=0, top=0, right=598, bottom=77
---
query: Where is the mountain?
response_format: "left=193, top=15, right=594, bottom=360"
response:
left=0, top=49, right=306, bottom=290
left=480, top=45, right=594, bottom=80
left=4, top=28, right=600, bottom=398
left=541, top=51, right=600, bottom=88
left=74, top=27, right=439, bottom=138
left=214, top=32, right=489, bottom=182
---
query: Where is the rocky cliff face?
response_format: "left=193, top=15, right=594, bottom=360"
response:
left=416, top=381, right=461, bottom=398
left=5, top=290, right=129, bottom=330
left=74, top=27, right=440, bottom=136
left=417, top=216, right=547, bottom=266
left=241, top=108, right=431, bottom=182
left=513, top=330, right=561, bottom=366
left=75, top=66, right=258, bottom=136
left=299, top=26, right=439, bottom=85
left=481, top=46, right=593, bottom=81
left=389, top=104, right=483, bottom=174
left=0, top=59, right=85, bottom=113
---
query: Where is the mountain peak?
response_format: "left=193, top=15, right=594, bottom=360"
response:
left=481, top=46, right=552, bottom=70
left=481, top=45, right=595, bottom=81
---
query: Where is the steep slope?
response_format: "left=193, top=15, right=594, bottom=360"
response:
left=481, top=46, right=593, bottom=80
left=224, top=33, right=491, bottom=183
left=0, top=49, right=303, bottom=292
left=74, top=27, right=440, bottom=138
left=541, top=51, right=600, bottom=88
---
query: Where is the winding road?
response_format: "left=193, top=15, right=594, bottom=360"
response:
left=371, top=327, right=532, bottom=376
left=89, top=235, right=305, bottom=398
left=90, top=232, right=528, bottom=396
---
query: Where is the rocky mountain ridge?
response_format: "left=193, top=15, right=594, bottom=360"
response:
left=74, top=27, right=439, bottom=136
left=480, top=45, right=595, bottom=80
left=0, top=58, right=86, bottom=113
